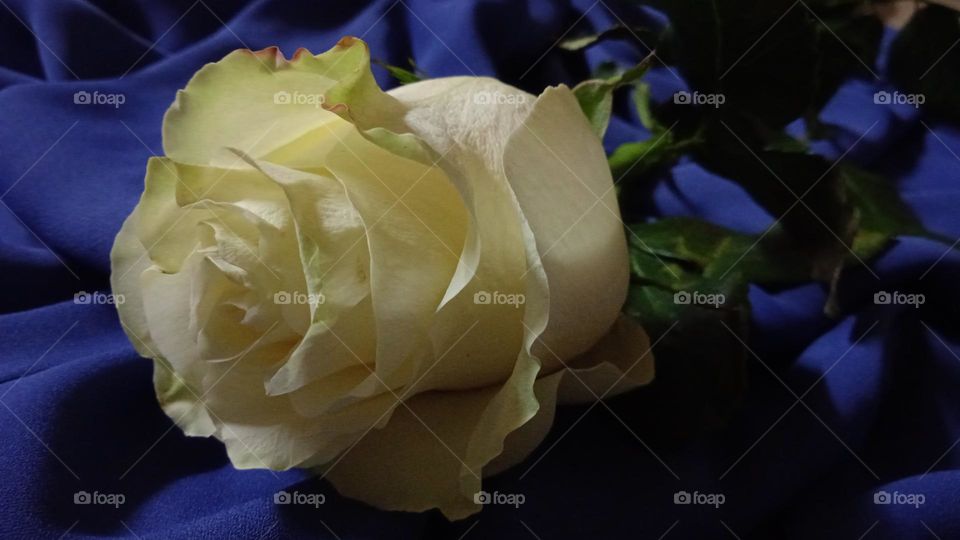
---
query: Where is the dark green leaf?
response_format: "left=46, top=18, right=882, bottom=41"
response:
left=842, top=164, right=926, bottom=259
left=559, top=25, right=660, bottom=51
left=608, top=134, right=689, bottom=181
left=694, top=119, right=855, bottom=282
left=573, top=54, right=655, bottom=137
left=629, top=218, right=810, bottom=285
left=633, top=82, right=657, bottom=132
left=375, top=59, right=424, bottom=85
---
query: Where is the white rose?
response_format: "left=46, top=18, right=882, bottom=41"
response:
left=110, top=37, right=653, bottom=519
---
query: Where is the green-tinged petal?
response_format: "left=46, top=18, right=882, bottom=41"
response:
left=163, top=37, right=404, bottom=168
left=302, top=37, right=407, bottom=131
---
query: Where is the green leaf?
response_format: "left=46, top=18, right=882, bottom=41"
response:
left=572, top=54, right=655, bottom=138
left=622, top=275, right=750, bottom=434
left=624, top=219, right=785, bottom=433
left=601, top=0, right=917, bottom=437
left=609, top=133, right=700, bottom=186
left=842, top=164, right=926, bottom=259
left=693, top=119, right=855, bottom=282
left=606, top=83, right=706, bottom=187
left=632, top=83, right=657, bottom=132
left=375, top=58, right=424, bottom=85
left=629, top=218, right=810, bottom=286
left=559, top=25, right=660, bottom=52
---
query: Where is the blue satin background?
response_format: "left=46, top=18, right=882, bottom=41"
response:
left=1, top=0, right=958, bottom=538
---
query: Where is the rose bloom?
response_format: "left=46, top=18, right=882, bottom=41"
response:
left=111, top=37, right=653, bottom=519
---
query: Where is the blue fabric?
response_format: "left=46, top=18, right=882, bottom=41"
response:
left=1, top=1, right=958, bottom=538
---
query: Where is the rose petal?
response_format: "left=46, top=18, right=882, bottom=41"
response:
left=238, top=115, right=469, bottom=396
left=488, top=315, right=655, bottom=475
left=324, top=352, right=542, bottom=520
left=502, top=85, right=630, bottom=364
left=323, top=316, right=653, bottom=519
left=389, top=78, right=543, bottom=391
left=163, top=38, right=404, bottom=168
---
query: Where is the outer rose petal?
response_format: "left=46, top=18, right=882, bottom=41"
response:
left=387, top=76, right=638, bottom=389
left=324, top=353, right=543, bottom=520
left=323, top=316, right=653, bottom=519
left=502, top=85, right=630, bottom=365
left=163, top=37, right=405, bottom=168
left=487, top=315, right=655, bottom=475
left=387, top=78, right=539, bottom=390
left=110, top=202, right=158, bottom=358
